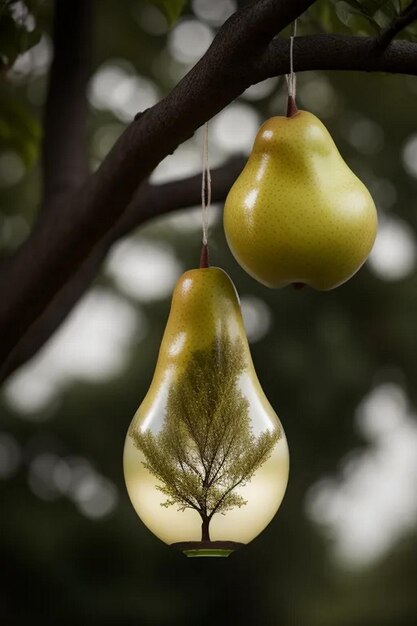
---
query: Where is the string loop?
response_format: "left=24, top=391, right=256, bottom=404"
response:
left=285, top=20, right=297, bottom=101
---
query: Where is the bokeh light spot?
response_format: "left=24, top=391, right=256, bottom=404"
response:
left=192, top=0, right=236, bottom=26
left=345, top=115, right=384, bottom=155
left=3, top=289, right=140, bottom=416
left=402, top=133, right=417, bottom=178
left=212, top=103, right=260, bottom=154
left=243, top=77, right=280, bottom=102
left=0, top=151, right=25, bottom=187
left=240, top=296, right=272, bottom=343
left=88, top=62, right=159, bottom=122
left=306, top=383, right=417, bottom=568
left=10, top=35, right=51, bottom=80
left=299, top=74, right=337, bottom=118
left=75, top=475, right=118, bottom=519
left=168, top=19, right=214, bottom=65
left=106, top=238, right=183, bottom=301
left=368, top=217, right=416, bottom=281
left=134, top=3, right=168, bottom=35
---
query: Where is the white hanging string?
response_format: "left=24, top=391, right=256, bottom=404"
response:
left=201, top=121, right=211, bottom=247
left=285, top=19, right=297, bottom=99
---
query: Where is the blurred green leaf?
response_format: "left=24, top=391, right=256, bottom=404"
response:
left=145, top=0, right=187, bottom=26
left=336, top=1, right=380, bottom=34
left=0, top=87, right=41, bottom=167
left=345, top=0, right=395, bottom=14
left=373, top=3, right=399, bottom=28
left=308, top=0, right=379, bottom=34
left=316, top=2, right=335, bottom=30
left=307, top=0, right=417, bottom=39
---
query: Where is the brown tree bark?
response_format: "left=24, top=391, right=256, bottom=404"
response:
left=201, top=516, right=211, bottom=542
left=41, top=0, right=92, bottom=211
left=1, top=0, right=417, bottom=377
left=0, top=157, right=245, bottom=382
left=0, top=0, right=318, bottom=367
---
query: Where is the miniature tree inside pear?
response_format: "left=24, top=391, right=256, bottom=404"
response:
left=130, top=333, right=280, bottom=543
left=123, top=267, right=289, bottom=557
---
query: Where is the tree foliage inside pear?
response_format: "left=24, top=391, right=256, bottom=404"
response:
left=130, top=333, right=280, bottom=543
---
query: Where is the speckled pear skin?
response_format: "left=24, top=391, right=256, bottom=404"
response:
left=224, top=110, right=378, bottom=290
left=135, top=266, right=276, bottom=422
left=124, top=267, right=289, bottom=548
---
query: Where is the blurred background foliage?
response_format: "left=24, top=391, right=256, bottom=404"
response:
left=1, top=1, right=417, bottom=625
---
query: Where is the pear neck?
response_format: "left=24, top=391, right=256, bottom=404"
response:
left=200, top=242, right=210, bottom=268
left=286, top=95, right=298, bottom=118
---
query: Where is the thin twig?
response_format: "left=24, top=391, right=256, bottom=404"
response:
left=376, top=0, right=417, bottom=49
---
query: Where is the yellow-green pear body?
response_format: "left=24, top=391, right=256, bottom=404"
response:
left=123, top=268, right=289, bottom=548
left=224, top=111, right=378, bottom=290
left=130, top=267, right=260, bottom=400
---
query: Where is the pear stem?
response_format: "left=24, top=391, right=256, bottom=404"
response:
left=286, top=95, right=298, bottom=118
left=200, top=242, right=210, bottom=268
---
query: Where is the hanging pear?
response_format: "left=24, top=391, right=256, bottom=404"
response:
left=223, top=109, right=378, bottom=290
left=124, top=267, right=289, bottom=557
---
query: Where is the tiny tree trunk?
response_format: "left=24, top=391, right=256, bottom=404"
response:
left=201, top=516, right=211, bottom=542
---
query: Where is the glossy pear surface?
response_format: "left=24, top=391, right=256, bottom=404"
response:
left=124, top=267, right=289, bottom=555
left=224, top=111, right=378, bottom=290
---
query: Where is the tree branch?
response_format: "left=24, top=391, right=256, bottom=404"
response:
left=0, top=157, right=245, bottom=382
left=254, top=34, right=417, bottom=80
left=0, top=0, right=316, bottom=366
left=2, top=0, right=417, bottom=372
left=376, top=0, right=417, bottom=49
left=42, top=0, right=92, bottom=211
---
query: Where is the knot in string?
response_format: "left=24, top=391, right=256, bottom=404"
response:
left=285, top=20, right=298, bottom=116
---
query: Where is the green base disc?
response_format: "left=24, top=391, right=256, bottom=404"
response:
left=183, top=548, right=233, bottom=558
left=171, top=541, right=244, bottom=557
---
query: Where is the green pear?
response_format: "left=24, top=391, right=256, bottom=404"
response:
left=124, top=267, right=289, bottom=556
left=224, top=111, right=378, bottom=290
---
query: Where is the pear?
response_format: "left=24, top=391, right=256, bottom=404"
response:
left=224, top=110, right=378, bottom=290
left=124, top=267, right=289, bottom=556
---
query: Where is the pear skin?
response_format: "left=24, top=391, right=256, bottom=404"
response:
left=123, top=267, right=289, bottom=548
left=131, top=267, right=278, bottom=424
left=224, top=111, right=378, bottom=290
